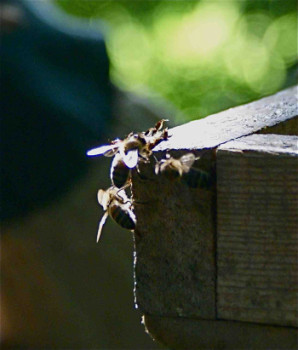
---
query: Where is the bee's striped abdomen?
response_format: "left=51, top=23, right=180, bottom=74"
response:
left=110, top=155, right=130, bottom=188
left=110, top=204, right=136, bottom=230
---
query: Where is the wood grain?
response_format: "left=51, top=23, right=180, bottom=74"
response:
left=132, top=149, right=217, bottom=319
left=217, top=134, right=298, bottom=327
left=155, top=86, right=297, bottom=151
left=131, top=88, right=298, bottom=349
left=132, top=87, right=297, bottom=327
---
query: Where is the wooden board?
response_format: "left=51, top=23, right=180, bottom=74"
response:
left=156, top=86, right=297, bottom=151
left=131, top=87, right=298, bottom=349
left=143, top=314, right=298, bottom=350
left=132, top=87, right=297, bottom=324
left=217, top=134, right=298, bottom=327
left=132, top=149, right=216, bottom=319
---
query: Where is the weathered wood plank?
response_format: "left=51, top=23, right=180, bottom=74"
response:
left=258, top=115, right=298, bottom=136
left=132, top=87, right=297, bottom=324
left=155, top=86, right=297, bottom=151
left=132, top=88, right=298, bottom=349
left=217, top=134, right=298, bottom=327
left=132, top=149, right=216, bottom=319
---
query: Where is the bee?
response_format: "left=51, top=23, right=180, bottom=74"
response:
left=96, top=187, right=136, bottom=242
left=87, top=133, right=146, bottom=168
left=144, top=119, right=168, bottom=137
left=155, top=153, right=211, bottom=188
left=87, top=120, right=170, bottom=188
left=155, top=153, right=196, bottom=179
left=143, top=119, right=169, bottom=152
left=87, top=133, right=147, bottom=188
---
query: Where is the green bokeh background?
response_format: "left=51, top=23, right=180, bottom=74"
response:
left=56, top=0, right=297, bottom=123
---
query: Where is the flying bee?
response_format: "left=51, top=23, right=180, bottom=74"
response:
left=155, top=153, right=196, bottom=180
left=96, top=187, right=136, bottom=242
left=87, top=120, right=170, bottom=187
left=155, top=153, right=212, bottom=188
left=87, top=133, right=147, bottom=168
left=120, top=133, right=148, bottom=168
left=87, top=121, right=169, bottom=167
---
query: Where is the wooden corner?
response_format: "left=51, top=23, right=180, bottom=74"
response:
left=131, top=86, right=298, bottom=348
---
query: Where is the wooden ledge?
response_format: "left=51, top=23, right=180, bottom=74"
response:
left=143, top=315, right=298, bottom=350
left=155, top=85, right=297, bottom=150
left=131, top=86, right=298, bottom=349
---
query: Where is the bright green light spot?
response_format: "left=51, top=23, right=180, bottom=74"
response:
left=107, top=19, right=152, bottom=89
left=264, top=13, right=297, bottom=66
left=242, top=40, right=269, bottom=84
left=153, top=2, right=239, bottom=65
left=254, top=55, right=286, bottom=95
left=56, top=1, right=295, bottom=119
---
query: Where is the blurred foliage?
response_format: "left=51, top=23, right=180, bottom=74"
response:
left=56, top=0, right=297, bottom=123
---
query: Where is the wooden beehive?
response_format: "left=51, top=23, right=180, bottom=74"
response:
left=131, top=86, right=298, bottom=349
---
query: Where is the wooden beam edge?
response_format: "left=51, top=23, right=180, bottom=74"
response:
left=155, top=86, right=297, bottom=151
left=143, top=314, right=298, bottom=350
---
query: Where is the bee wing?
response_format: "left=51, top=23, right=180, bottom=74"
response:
left=97, top=189, right=109, bottom=209
left=180, top=153, right=196, bottom=172
left=86, top=144, right=118, bottom=157
left=97, top=211, right=109, bottom=243
left=123, top=149, right=139, bottom=168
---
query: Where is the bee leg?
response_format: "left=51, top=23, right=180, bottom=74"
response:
left=115, top=183, right=131, bottom=195
left=120, top=182, right=131, bottom=190
left=138, top=154, right=150, bottom=163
